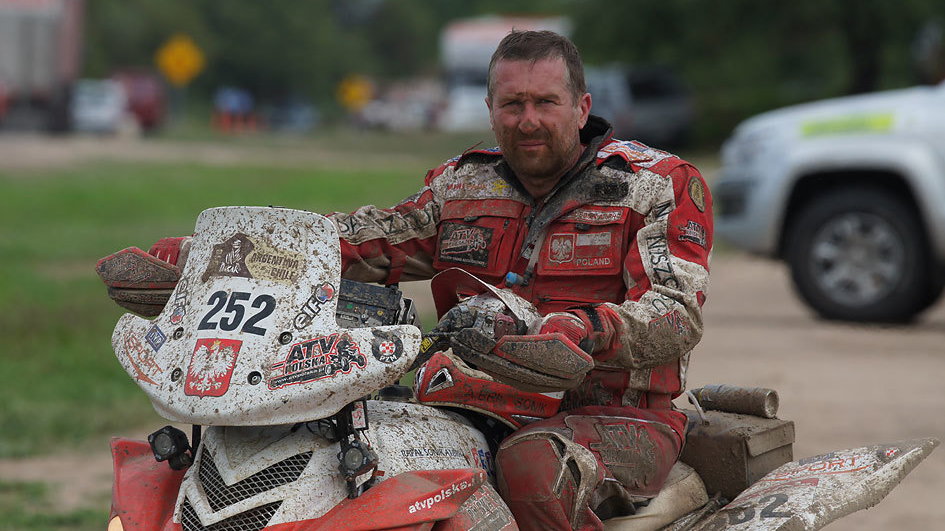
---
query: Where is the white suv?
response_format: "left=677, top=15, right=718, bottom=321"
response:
left=715, top=81, right=945, bottom=322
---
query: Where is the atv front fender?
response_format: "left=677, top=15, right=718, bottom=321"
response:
left=108, top=437, right=186, bottom=531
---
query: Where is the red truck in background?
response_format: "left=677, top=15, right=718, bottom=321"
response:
left=112, top=68, right=167, bottom=132
left=0, top=0, right=84, bottom=132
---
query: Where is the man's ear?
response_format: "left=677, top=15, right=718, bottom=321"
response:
left=578, top=92, right=591, bottom=129
left=485, top=96, right=494, bottom=130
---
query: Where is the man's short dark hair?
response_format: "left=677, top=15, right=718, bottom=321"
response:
left=487, top=30, right=587, bottom=102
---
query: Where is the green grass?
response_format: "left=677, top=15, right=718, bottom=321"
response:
left=0, top=135, right=457, bottom=459
left=0, top=481, right=105, bottom=531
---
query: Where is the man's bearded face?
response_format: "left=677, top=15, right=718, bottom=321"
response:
left=487, top=57, right=590, bottom=187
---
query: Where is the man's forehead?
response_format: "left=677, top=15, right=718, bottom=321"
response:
left=493, top=56, right=567, bottom=74
left=492, top=57, right=570, bottom=90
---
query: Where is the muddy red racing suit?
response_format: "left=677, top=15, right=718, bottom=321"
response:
left=330, top=116, right=712, bottom=529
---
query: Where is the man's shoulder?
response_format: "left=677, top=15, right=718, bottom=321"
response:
left=595, top=138, right=687, bottom=175
left=424, top=147, right=524, bottom=201
left=424, top=146, right=503, bottom=185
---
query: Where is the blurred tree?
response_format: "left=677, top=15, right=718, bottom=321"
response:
left=192, top=0, right=363, bottom=103
left=570, top=0, right=945, bottom=142
left=81, top=0, right=945, bottom=139
left=84, top=0, right=207, bottom=77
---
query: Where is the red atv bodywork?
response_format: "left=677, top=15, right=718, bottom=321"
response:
left=109, top=438, right=515, bottom=530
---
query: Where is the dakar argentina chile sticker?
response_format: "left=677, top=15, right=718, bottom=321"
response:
left=202, top=232, right=305, bottom=285
left=267, top=332, right=366, bottom=389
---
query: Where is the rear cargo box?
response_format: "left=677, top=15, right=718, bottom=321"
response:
left=679, top=409, right=795, bottom=500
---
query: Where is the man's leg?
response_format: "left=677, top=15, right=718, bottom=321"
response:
left=495, top=406, right=685, bottom=530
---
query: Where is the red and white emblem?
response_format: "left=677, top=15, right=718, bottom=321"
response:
left=549, top=233, right=575, bottom=263
left=185, top=338, right=242, bottom=397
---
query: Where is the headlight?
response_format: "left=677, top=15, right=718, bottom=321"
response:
left=722, top=125, right=780, bottom=168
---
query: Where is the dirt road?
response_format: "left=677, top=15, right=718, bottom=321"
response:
left=688, top=254, right=945, bottom=530
left=1, top=135, right=941, bottom=528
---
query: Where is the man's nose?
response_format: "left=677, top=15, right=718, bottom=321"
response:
left=518, top=103, right=539, bottom=134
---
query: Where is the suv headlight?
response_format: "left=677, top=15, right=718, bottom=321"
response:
left=723, top=125, right=780, bottom=168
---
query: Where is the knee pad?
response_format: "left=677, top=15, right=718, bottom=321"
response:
left=496, top=429, right=601, bottom=529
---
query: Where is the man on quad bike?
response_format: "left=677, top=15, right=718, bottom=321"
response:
left=102, top=30, right=712, bottom=530
left=327, top=31, right=712, bottom=530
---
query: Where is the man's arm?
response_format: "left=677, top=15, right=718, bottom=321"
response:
left=604, top=163, right=712, bottom=368
left=328, top=186, right=443, bottom=285
left=542, top=163, right=712, bottom=369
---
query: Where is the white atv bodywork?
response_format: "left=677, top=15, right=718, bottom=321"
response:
left=177, top=402, right=495, bottom=527
left=111, top=206, right=421, bottom=425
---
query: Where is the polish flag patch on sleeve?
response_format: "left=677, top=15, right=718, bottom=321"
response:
left=596, top=140, right=653, bottom=164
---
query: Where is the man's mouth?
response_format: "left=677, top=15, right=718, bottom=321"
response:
left=518, top=139, right=546, bottom=149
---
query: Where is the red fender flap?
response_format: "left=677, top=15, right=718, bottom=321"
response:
left=269, top=468, right=488, bottom=531
left=109, top=437, right=186, bottom=530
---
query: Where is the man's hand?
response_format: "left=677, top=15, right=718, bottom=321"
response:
left=537, top=305, right=620, bottom=355
left=148, top=237, right=191, bottom=266
left=436, top=296, right=596, bottom=392
left=95, top=236, right=191, bottom=316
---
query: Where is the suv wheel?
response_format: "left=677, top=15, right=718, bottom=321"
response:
left=785, top=187, right=932, bottom=322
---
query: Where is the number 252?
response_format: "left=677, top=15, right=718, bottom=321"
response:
left=198, top=291, right=276, bottom=336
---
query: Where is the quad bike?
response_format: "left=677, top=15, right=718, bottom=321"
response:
left=98, top=206, right=938, bottom=530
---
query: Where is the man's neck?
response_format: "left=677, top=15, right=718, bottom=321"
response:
left=519, top=147, right=584, bottom=201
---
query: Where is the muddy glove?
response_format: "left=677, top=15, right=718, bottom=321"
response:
left=148, top=236, right=191, bottom=267
left=438, top=295, right=595, bottom=393
left=96, top=236, right=191, bottom=316
left=538, top=305, right=620, bottom=356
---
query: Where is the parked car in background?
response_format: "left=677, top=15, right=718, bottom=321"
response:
left=715, top=81, right=945, bottom=322
left=586, top=65, right=694, bottom=148
left=112, top=70, right=166, bottom=132
left=70, top=78, right=131, bottom=134
left=262, top=95, right=319, bottom=134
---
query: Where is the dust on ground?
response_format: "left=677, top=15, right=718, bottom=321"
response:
left=1, top=134, right=941, bottom=529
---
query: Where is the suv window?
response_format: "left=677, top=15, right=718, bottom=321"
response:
left=627, top=69, right=687, bottom=100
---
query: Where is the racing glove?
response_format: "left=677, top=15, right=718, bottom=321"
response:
left=95, top=236, right=191, bottom=316
left=537, top=305, right=620, bottom=356
left=148, top=236, right=191, bottom=266
left=436, top=295, right=595, bottom=392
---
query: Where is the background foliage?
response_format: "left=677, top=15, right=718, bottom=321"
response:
left=81, top=0, right=945, bottom=143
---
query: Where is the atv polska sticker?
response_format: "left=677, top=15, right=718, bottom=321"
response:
left=268, top=332, right=366, bottom=389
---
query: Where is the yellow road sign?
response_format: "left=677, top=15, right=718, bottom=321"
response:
left=337, top=75, right=374, bottom=112
left=156, top=34, right=206, bottom=87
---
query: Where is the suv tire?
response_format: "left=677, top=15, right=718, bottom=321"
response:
left=785, top=187, right=933, bottom=322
